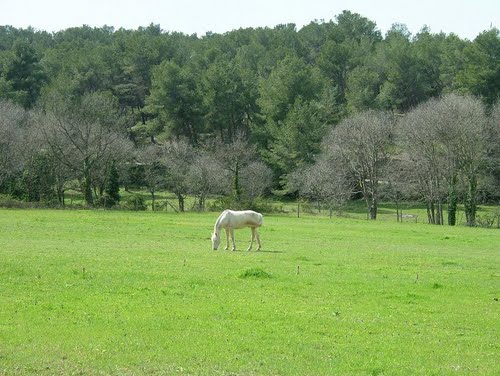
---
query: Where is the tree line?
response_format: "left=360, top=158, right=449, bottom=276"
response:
left=0, top=11, right=499, bottom=225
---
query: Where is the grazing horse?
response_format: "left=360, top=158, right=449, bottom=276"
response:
left=211, top=210, right=263, bottom=251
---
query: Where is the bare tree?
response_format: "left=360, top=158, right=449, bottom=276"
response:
left=0, top=101, right=26, bottom=188
left=239, top=161, right=273, bottom=202
left=486, top=102, right=500, bottom=201
left=398, top=103, right=448, bottom=224
left=160, top=139, right=196, bottom=212
left=135, top=145, right=166, bottom=211
left=187, top=153, right=227, bottom=211
left=39, top=92, right=133, bottom=206
left=322, top=110, right=395, bottom=219
left=381, top=154, right=419, bottom=221
left=290, top=154, right=353, bottom=217
left=207, top=135, right=260, bottom=206
left=447, top=95, right=489, bottom=226
left=23, top=117, right=75, bottom=204
left=399, top=94, right=488, bottom=226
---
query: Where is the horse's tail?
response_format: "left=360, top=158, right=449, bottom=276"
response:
left=257, top=213, right=264, bottom=227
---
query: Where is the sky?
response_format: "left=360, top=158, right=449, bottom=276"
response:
left=0, top=0, right=498, bottom=40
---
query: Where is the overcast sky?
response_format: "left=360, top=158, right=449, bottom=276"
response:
left=1, top=0, right=498, bottom=40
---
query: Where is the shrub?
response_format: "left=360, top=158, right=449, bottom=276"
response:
left=208, top=196, right=276, bottom=213
left=121, top=194, right=147, bottom=211
left=475, top=214, right=500, bottom=228
left=239, top=268, right=272, bottom=279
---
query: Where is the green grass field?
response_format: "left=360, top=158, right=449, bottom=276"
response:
left=0, top=208, right=498, bottom=375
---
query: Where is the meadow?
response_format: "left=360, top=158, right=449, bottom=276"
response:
left=0, top=208, right=498, bottom=375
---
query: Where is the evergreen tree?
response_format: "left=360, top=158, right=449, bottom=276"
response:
left=105, top=160, right=120, bottom=207
left=456, top=28, right=500, bottom=105
left=0, top=39, right=46, bottom=108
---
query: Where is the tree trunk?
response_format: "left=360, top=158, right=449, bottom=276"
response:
left=395, top=198, right=400, bottom=222
left=80, top=157, right=95, bottom=206
left=447, top=174, right=458, bottom=226
left=369, top=198, right=377, bottom=220
left=197, top=195, right=205, bottom=211
left=233, top=160, right=241, bottom=204
left=427, top=201, right=435, bottom=224
left=56, top=181, right=65, bottom=205
left=151, top=190, right=156, bottom=211
left=83, top=164, right=93, bottom=205
left=464, top=174, right=477, bottom=227
left=436, top=199, right=443, bottom=225
left=178, top=194, right=185, bottom=212
left=365, top=194, right=377, bottom=220
left=363, top=180, right=378, bottom=220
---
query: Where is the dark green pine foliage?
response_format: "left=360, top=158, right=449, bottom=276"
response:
left=1, top=39, right=46, bottom=108
left=105, top=160, right=121, bottom=207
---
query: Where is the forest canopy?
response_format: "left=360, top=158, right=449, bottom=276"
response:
left=0, top=11, right=499, bottom=225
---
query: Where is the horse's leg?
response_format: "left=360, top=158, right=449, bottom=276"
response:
left=255, top=229, right=261, bottom=251
left=224, top=228, right=229, bottom=250
left=247, top=228, right=255, bottom=251
left=230, top=229, right=236, bottom=251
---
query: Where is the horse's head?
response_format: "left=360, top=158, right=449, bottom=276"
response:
left=211, top=232, right=221, bottom=250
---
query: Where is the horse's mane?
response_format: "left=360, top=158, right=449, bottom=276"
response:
left=213, top=209, right=229, bottom=234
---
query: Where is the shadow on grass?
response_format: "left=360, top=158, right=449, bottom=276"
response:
left=228, top=249, right=284, bottom=254
left=257, top=249, right=284, bottom=254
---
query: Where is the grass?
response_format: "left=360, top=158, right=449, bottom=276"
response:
left=0, top=208, right=499, bottom=375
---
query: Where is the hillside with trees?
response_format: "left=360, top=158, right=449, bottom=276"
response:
left=0, top=11, right=499, bottom=225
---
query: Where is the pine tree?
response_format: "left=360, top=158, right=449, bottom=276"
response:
left=105, top=160, right=120, bottom=207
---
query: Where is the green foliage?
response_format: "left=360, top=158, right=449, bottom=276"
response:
left=201, top=57, right=247, bottom=142
left=104, top=160, right=120, bottom=207
left=0, top=39, right=46, bottom=108
left=346, top=65, right=382, bottom=113
left=121, top=193, right=147, bottom=210
left=376, top=25, right=433, bottom=111
left=266, top=98, right=327, bottom=181
left=317, top=11, right=381, bottom=106
left=0, top=17, right=498, bottom=203
left=10, top=147, right=63, bottom=206
left=146, top=60, right=204, bottom=144
left=456, top=28, right=500, bottom=105
left=258, top=55, right=322, bottom=124
left=333, top=10, right=382, bottom=44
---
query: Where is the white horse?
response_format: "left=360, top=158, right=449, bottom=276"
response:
left=211, top=210, right=263, bottom=251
